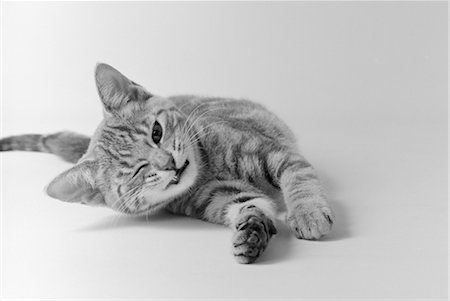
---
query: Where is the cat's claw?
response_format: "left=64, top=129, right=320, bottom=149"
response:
left=286, top=203, right=334, bottom=240
left=232, top=208, right=277, bottom=264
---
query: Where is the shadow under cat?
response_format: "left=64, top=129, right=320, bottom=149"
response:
left=77, top=199, right=350, bottom=264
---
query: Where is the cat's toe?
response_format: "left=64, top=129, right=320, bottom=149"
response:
left=232, top=210, right=276, bottom=264
left=286, top=204, right=334, bottom=240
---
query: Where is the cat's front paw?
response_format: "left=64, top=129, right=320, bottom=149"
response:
left=232, top=206, right=277, bottom=264
left=286, top=203, right=334, bottom=240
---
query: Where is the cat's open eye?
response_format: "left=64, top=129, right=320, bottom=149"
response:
left=152, top=121, right=163, bottom=144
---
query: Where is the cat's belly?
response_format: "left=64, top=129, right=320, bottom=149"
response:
left=199, top=133, right=282, bottom=194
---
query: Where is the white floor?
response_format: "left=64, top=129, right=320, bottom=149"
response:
left=1, top=2, right=448, bottom=300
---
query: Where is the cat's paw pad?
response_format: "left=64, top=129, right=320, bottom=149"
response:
left=232, top=207, right=277, bottom=264
left=286, top=204, right=334, bottom=240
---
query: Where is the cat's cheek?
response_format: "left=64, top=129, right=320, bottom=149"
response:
left=103, top=188, right=126, bottom=210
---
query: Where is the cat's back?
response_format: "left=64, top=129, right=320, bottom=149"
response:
left=168, top=94, right=265, bottom=116
left=168, top=94, right=296, bottom=147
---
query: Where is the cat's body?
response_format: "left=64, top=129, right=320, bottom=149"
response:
left=0, top=64, right=334, bottom=263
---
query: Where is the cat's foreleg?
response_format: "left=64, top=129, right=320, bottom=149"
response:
left=166, top=180, right=277, bottom=264
left=272, top=152, right=334, bottom=240
left=226, top=199, right=278, bottom=263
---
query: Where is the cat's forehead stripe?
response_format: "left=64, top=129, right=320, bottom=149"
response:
left=155, top=107, right=173, bottom=116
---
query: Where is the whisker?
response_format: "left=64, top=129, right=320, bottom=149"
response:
left=180, top=111, right=227, bottom=149
left=179, top=102, right=208, bottom=136
left=176, top=100, right=196, bottom=112
left=179, top=103, right=226, bottom=142
left=183, top=121, right=228, bottom=148
left=182, top=105, right=226, bottom=138
left=109, top=184, right=142, bottom=226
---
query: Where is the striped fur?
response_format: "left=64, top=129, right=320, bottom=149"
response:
left=0, top=63, right=334, bottom=263
left=0, top=132, right=89, bottom=163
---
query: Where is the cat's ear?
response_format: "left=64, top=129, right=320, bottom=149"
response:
left=46, top=160, right=104, bottom=205
left=95, top=63, right=152, bottom=112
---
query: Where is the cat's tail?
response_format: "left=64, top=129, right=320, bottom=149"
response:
left=0, top=131, right=90, bottom=163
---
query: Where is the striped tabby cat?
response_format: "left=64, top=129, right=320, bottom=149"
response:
left=0, top=63, right=334, bottom=263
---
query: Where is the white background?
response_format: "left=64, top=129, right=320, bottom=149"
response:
left=1, top=2, right=448, bottom=300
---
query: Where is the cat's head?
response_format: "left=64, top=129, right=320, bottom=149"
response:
left=46, top=63, right=200, bottom=214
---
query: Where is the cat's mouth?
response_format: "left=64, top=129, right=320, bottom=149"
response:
left=136, top=151, right=198, bottom=214
left=169, top=160, right=190, bottom=185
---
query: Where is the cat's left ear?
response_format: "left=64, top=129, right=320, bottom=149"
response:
left=95, top=63, right=152, bottom=112
left=46, top=160, right=104, bottom=206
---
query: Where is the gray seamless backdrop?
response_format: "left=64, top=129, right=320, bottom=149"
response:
left=1, top=1, right=448, bottom=300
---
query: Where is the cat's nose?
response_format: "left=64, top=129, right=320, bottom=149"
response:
left=159, top=155, right=176, bottom=171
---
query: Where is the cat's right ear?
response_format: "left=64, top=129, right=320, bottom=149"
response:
left=95, top=63, right=152, bottom=112
left=46, top=160, right=104, bottom=206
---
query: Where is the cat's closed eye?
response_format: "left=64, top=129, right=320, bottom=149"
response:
left=132, top=161, right=149, bottom=179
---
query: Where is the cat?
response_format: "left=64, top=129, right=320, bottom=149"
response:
left=0, top=63, right=334, bottom=264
